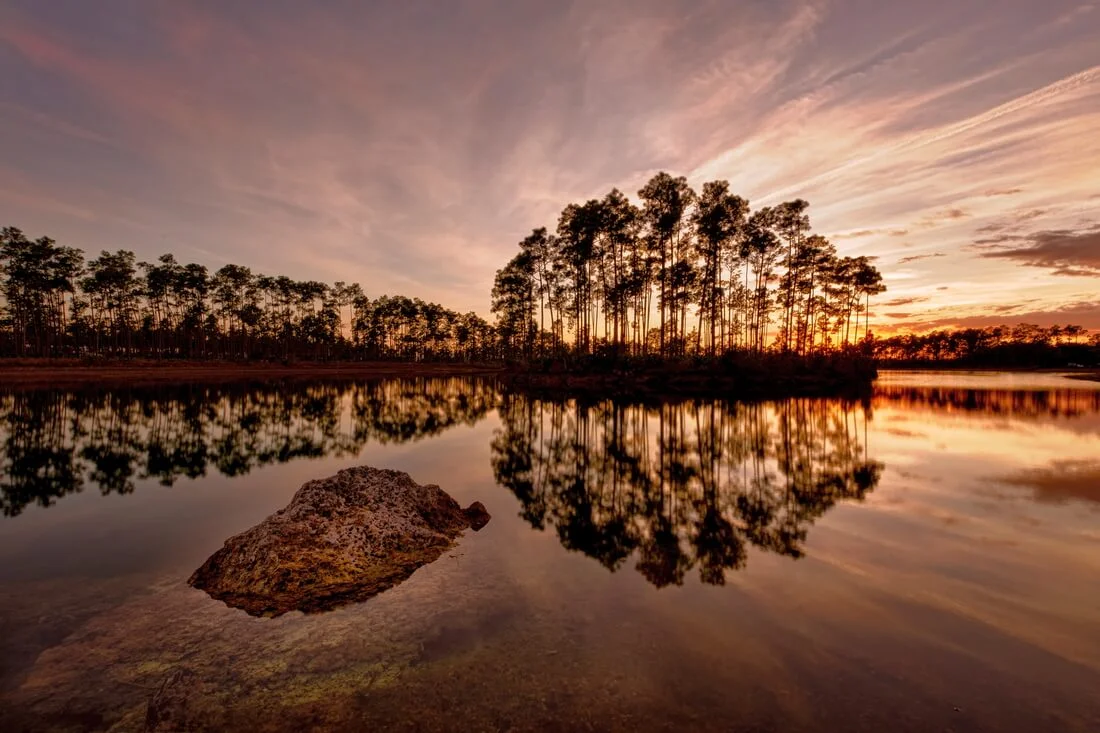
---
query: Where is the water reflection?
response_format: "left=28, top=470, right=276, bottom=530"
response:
left=875, top=383, right=1100, bottom=419
left=0, top=378, right=496, bottom=517
left=491, top=393, right=883, bottom=587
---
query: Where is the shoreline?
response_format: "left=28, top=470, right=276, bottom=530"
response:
left=1, top=359, right=1094, bottom=391
left=0, top=360, right=505, bottom=389
left=500, top=371, right=875, bottom=402
left=0, top=355, right=877, bottom=399
left=878, top=364, right=1100, bottom=381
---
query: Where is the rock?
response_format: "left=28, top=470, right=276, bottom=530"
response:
left=464, top=501, right=492, bottom=531
left=188, top=466, right=490, bottom=617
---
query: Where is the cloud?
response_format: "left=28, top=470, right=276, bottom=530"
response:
left=833, top=227, right=910, bottom=240
left=915, top=207, right=970, bottom=229
left=983, top=187, right=1023, bottom=197
left=882, top=296, right=930, bottom=307
left=896, top=253, right=946, bottom=264
left=901, top=299, right=1100, bottom=331
left=978, top=226, right=1100, bottom=277
left=974, top=208, right=1050, bottom=235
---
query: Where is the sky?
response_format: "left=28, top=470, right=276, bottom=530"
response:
left=2, top=0, right=1099, bottom=333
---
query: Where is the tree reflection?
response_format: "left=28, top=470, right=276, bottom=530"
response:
left=0, top=378, right=495, bottom=516
left=875, top=385, right=1100, bottom=419
left=492, top=394, right=882, bottom=587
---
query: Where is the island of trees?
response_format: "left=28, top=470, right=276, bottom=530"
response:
left=491, top=173, right=886, bottom=360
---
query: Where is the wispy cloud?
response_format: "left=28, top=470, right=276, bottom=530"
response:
left=882, top=296, right=931, bottom=307
left=897, top=253, right=946, bottom=265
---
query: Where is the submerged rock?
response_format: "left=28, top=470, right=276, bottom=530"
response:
left=189, top=466, right=490, bottom=616
left=464, top=500, right=492, bottom=531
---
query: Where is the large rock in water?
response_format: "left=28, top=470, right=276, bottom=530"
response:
left=189, top=466, right=490, bottom=617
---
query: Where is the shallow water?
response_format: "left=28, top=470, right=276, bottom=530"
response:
left=0, top=373, right=1097, bottom=731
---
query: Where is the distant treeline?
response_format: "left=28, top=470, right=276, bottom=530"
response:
left=492, top=172, right=885, bottom=358
left=873, top=324, right=1099, bottom=367
left=0, top=226, right=496, bottom=361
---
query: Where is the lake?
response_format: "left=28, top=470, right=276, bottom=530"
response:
left=1, top=372, right=1097, bottom=731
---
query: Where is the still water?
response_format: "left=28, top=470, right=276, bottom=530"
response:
left=0, top=373, right=1097, bottom=731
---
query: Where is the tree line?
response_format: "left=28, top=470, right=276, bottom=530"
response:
left=0, top=226, right=497, bottom=361
left=872, top=323, right=1099, bottom=367
left=492, top=172, right=886, bottom=358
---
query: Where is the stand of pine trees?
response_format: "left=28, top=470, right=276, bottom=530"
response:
left=491, top=172, right=886, bottom=359
left=0, top=227, right=496, bottom=361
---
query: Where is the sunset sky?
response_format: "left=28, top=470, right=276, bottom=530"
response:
left=2, top=0, right=1098, bottom=333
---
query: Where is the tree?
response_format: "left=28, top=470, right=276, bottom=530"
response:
left=597, top=189, right=639, bottom=350
left=853, top=257, right=885, bottom=345
left=556, top=200, right=603, bottom=354
left=773, top=200, right=810, bottom=352
left=1, top=228, right=83, bottom=356
left=81, top=250, right=142, bottom=354
left=692, top=181, right=747, bottom=354
left=639, top=173, right=695, bottom=356
left=743, top=208, right=781, bottom=351
left=491, top=252, right=537, bottom=356
left=212, top=264, right=256, bottom=356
